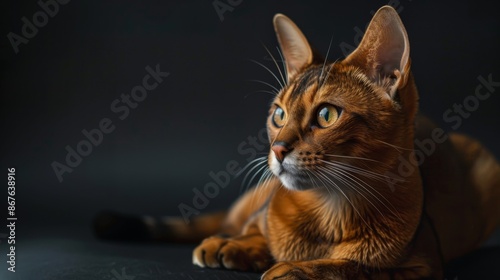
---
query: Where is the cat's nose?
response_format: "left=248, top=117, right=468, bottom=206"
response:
left=272, top=142, right=291, bottom=163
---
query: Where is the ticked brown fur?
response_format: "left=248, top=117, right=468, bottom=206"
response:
left=191, top=6, right=500, bottom=280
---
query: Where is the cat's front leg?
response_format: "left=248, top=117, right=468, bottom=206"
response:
left=192, top=226, right=274, bottom=272
left=261, top=259, right=364, bottom=280
left=261, top=258, right=435, bottom=280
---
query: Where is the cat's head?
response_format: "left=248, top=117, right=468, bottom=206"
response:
left=267, top=6, right=418, bottom=191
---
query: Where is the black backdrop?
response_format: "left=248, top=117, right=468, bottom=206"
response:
left=1, top=0, right=500, bottom=274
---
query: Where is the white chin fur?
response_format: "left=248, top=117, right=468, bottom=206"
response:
left=279, top=173, right=303, bottom=190
left=270, top=156, right=310, bottom=191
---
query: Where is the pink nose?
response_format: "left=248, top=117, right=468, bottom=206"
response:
left=272, top=142, right=290, bottom=163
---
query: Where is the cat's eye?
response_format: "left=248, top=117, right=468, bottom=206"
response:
left=317, top=105, right=339, bottom=128
left=272, top=106, right=286, bottom=128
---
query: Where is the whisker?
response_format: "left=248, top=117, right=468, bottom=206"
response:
left=252, top=168, right=274, bottom=209
left=261, top=43, right=287, bottom=88
left=321, top=160, right=403, bottom=182
left=375, top=139, right=413, bottom=152
left=321, top=165, right=403, bottom=222
left=322, top=161, right=385, bottom=180
left=320, top=166, right=385, bottom=218
left=240, top=160, right=268, bottom=193
left=250, top=59, right=284, bottom=89
left=246, top=163, right=270, bottom=189
left=244, top=90, right=276, bottom=99
left=324, top=154, right=391, bottom=174
left=315, top=168, right=374, bottom=231
left=245, top=90, right=277, bottom=98
left=319, top=35, right=334, bottom=86
left=336, top=164, right=389, bottom=182
left=320, top=59, right=339, bottom=89
left=306, top=170, right=327, bottom=196
left=324, top=154, right=384, bottom=164
left=238, top=157, right=267, bottom=192
left=237, top=156, right=267, bottom=177
left=275, top=46, right=288, bottom=84
left=247, top=79, right=280, bottom=93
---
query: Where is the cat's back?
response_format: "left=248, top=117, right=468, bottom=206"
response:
left=415, top=115, right=500, bottom=261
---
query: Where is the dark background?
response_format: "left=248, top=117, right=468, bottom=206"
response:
left=1, top=0, right=499, bottom=279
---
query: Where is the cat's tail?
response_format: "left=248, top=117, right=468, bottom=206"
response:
left=451, top=133, right=500, bottom=234
left=93, top=211, right=226, bottom=243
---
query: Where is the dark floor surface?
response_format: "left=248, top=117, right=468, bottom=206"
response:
left=1, top=226, right=500, bottom=280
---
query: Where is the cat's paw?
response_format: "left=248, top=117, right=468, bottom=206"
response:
left=261, top=261, right=346, bottom=280
left=261, top=262, right=313, bottom=280
left=192, top=235, right=273, bottom=272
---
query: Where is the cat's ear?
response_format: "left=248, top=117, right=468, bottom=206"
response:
left=273, top=14, right=313, bottom=81
left=344, top=6, right=410, bottom=98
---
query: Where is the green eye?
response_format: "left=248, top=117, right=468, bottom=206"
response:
left=317, top=105, right=339, bottom=128
left=272, top=106, right=286, bottom=128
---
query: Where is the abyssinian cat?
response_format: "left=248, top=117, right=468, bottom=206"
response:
left=95, top=6, right=500, bottom=279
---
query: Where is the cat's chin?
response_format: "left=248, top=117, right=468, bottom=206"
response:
left=270, top=157, right=313, bottom=191
left=278, top=173, right=314, bottom=191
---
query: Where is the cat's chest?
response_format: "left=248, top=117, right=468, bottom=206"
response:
left=268, top=221, right=336, bottom=261
left=265, top=190, right=343, bottom=261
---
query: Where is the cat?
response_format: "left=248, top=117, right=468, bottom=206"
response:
left=94, top=5, right=500, bottom=279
